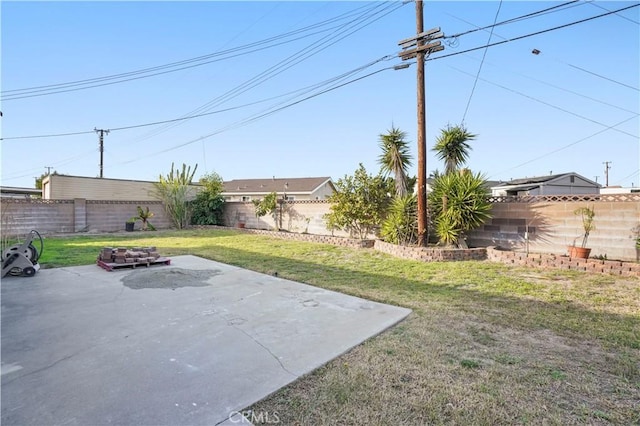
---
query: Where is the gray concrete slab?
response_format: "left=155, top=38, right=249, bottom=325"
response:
left=2, top=255, right=410, bottom=425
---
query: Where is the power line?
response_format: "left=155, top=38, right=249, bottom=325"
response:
left=586, top=0, right=640, bottom=25
left=461, top=0, right=502, bottom=123
left=443, top=8, right=640, bottom=94
left=1, top=54, right=393, bottom=141
left=117, top=1, right=404, bottom=147
left=449, top=65, right=638, bottom=139
left=488, top=115, right=637, bottom=179
left=460, top=54, right=638, bottom=115
left=445, top=0, right=582, bottom=39
left=428, top=4, right=640, bottom=64
left=613, top=169, right=640, bottom=187
left=0, top=129, right=95, bottom=141
left=113, top=66, right=396, bottom=167
left=1, top=2, right=387, bottom=101
left=563, top=61, right=639, bottom=92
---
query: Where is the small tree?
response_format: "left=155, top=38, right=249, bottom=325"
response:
left=152, top=163, right=197, bottom=229
left=191, top=172, right=225, bottom=225
left=324, top=164, right=392, bottom=239
left=574, top=205, right=595, bottom=248
left=252, top=192, right=279, bottom=230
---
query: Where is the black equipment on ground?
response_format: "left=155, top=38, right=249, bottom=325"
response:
left=2, top=230, right=43, bottom=278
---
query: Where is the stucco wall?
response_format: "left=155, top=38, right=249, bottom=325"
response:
left=223, top=201, right=352, bottom=237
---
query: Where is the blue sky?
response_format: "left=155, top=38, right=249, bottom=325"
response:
left=1, top=1, right=639, bottom=189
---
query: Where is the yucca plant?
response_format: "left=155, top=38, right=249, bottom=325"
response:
left=129, top=206, right=155, bottom=231
left=428, top=170, right=492, bottom=247
left=380, top=194, right=418, bottom=246
left=152, top=163, right=197, bottom=229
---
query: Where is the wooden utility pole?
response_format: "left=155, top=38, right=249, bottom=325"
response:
left=416, top=0, right=427, bottom=246
left=398, top=1, right=444, bottom=246
left=94, top=128, right=110, bottom=178
left=603, top=161, right=612, bottom=187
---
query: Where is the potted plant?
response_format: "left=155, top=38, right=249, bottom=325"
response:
left=568, top=205, right=595, bottom=259
left=125, top=219, right=135, bottom=232
left=128, top=206, right=156, bottom=231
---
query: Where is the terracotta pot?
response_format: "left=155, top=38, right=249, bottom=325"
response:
left=568, top=246, right=591, bottom=259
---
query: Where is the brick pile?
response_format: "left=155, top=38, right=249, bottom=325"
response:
left=100, top=246, right=161, bottom=264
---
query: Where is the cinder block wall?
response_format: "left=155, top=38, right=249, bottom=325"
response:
left=1, top=198, right=173, bottom=236
left=468, top=200, right=640, bottom=261
left=3, top=196, right=639, bottom=262
left=1, top=199, right=75, bottom=236
left=86, top=201, right=172, bottom=232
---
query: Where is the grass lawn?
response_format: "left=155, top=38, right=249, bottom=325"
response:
left=37, top=229, right=639, bottom=424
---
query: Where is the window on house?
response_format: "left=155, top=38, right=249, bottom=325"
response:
left=241, top=196, right=251, bottom=202
left=570, top=176, right=575, bottom=183
left=285, top=195, right=295, bottom=201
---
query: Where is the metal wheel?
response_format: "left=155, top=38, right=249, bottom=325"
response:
left=2, top=244, right=37, bottom=262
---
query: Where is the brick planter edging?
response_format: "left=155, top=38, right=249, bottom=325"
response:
left=486, top=246, right=640, bottom=277
left=194, top=226, right=639, bottom=276
left=374, top=240, right=487, bottom=262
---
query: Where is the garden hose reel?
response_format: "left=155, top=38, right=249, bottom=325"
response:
left=2, top=230, right=43, bottom=278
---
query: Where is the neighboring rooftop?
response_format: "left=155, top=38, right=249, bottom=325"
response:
left=223, top=177, right=333, bottom=194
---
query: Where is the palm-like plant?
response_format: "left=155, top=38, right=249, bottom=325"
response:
left=432, top=124, right=476, bottom=174
left=380, top=194, right=418, bottom=246
left=428, top=170, right=491, bottom=247
left=129, top=206, right=155, bottom=231
left=378, top=126, right=413, bottom=198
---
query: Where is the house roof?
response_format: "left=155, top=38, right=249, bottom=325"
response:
left=0, top=186, right=42, bottom=196
left=222, top=177, right=333, bottom=195
left=492, top=172, right=601, bottom=191
left=501, top=173, right=569, bottom=186
left=494, top=172, right=600, bottom=188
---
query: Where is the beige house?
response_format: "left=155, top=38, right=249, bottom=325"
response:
left=222, top=177, right=335, bottom=202
left=42, top=174, right=201, bottom=201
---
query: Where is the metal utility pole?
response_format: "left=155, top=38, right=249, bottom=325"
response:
left=398, top=0, right=444, bottom=246
left=603, top=161, right=612, bottom=187
left=94, top=128, right=110, bottom=178
left=45, top=166, right=53, bottom=176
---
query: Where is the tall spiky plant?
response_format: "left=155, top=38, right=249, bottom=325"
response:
left=428, top=170, right=492, bottom=247
left=378, top=126, right=413, bottom=198
left=152, top=163, right=197, bottom=229
left=432, top=124, right=476, bottom=174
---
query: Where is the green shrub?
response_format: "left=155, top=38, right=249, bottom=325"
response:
left=380, top=194, right=417, bottom=245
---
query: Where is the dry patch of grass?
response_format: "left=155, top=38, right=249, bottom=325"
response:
left=252, top=311, right=639, bottom=425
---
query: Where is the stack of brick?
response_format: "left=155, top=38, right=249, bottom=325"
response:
left=99, top=246, right=162, bottom=264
